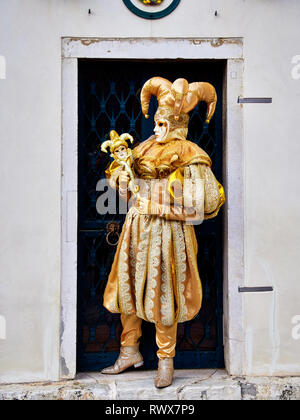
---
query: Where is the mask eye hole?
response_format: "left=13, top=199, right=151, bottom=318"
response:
left=158, top=122, right=164, bottom=127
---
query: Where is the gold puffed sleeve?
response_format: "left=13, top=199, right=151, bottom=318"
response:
left=200, top=165, right=225, bottom=220
left=156, top=163, right=205, bottom=223
left=163, top=163, right=225, bottom=222
left=168, top=167, right=184, bottom=201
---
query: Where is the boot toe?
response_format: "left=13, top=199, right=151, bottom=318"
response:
left=101, top=366, right=116, bottom=374
left=101, top=346, right=143, bottom=375
left=154, top=377, right=172, bottom=388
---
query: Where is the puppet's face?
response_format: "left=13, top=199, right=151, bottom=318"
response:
left=114, top=145, right=128, bottom=161
left=154, top=119, right=170, bottom=143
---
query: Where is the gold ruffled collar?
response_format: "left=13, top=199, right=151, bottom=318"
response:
left=133, top=136, right=212, bottom=179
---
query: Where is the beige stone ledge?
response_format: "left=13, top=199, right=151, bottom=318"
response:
left=1, top=370, right=300, bottom=400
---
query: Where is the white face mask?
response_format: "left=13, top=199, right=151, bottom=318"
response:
left=154, top=119, right=170, bottom=143
left=114, top=146, right=128, bottom=161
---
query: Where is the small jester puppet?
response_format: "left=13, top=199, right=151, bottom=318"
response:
left=101, top=77, right=225, bottom=388
left=101, top=130, right=139, bottom=197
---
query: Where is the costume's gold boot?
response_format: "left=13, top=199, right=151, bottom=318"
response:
left=101, top=345, right=144, bottom=375
left=154, top=358, right=174, bottom=388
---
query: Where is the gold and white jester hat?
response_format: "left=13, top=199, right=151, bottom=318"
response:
left=101, top=130, right=134, bottom=157
left=140, top=77, right=217, bottom=130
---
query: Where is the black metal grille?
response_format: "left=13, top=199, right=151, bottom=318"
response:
left=77, top=59, right=225, bottom=371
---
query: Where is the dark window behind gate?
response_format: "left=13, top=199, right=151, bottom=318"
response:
left=77, top=59, right=225, bottom=372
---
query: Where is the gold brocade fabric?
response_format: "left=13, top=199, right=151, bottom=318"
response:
left=103, top=137, right=225, bottom=326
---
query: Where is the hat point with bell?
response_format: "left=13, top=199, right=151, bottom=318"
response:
left=140, top=76, right=217, bottom=128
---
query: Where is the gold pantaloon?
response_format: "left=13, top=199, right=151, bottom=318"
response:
left=121, top=314, right=177, bottom=359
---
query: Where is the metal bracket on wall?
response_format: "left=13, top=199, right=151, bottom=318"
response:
left=238, top=97, right=272, bottom=104
left=239, top=286, right=274, bottom=293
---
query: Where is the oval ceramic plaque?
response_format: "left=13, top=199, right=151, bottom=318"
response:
left=123, top=0, right=181, bottom=20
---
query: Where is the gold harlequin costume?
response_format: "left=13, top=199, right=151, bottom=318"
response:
left=102, top=77, right=225, bottom=377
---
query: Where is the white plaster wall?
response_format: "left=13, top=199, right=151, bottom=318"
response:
left=0, top=0, right=299, bottom=382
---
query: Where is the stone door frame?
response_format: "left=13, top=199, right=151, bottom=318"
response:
left=61, top=37, right=244, bottom=379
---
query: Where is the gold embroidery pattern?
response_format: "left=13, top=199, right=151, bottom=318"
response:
left=145, top=218, right=162, bottom=322
left=135, top=215, right=152, bottom=320
left=160, top=221, right=175, bottom=326
left=118, top=213, right=134, bottom=314
left=190, top=164, right=199, bottom=206
left=171, top=221, right=188, bottom=322
left=190, top=164, right=205, bottom=221
left=183, top=166, right=194, bottom=208
left=129, top=212, right=139, bottom=285
left=203, top=165, right=220, bottom=213
left=154, top=106, right=190, bottom=131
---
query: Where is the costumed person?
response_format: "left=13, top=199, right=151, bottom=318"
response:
left=101, top=77, right=225, bottom=388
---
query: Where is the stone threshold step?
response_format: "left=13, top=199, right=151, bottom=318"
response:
left=1, top=369, right=300, bottom=400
